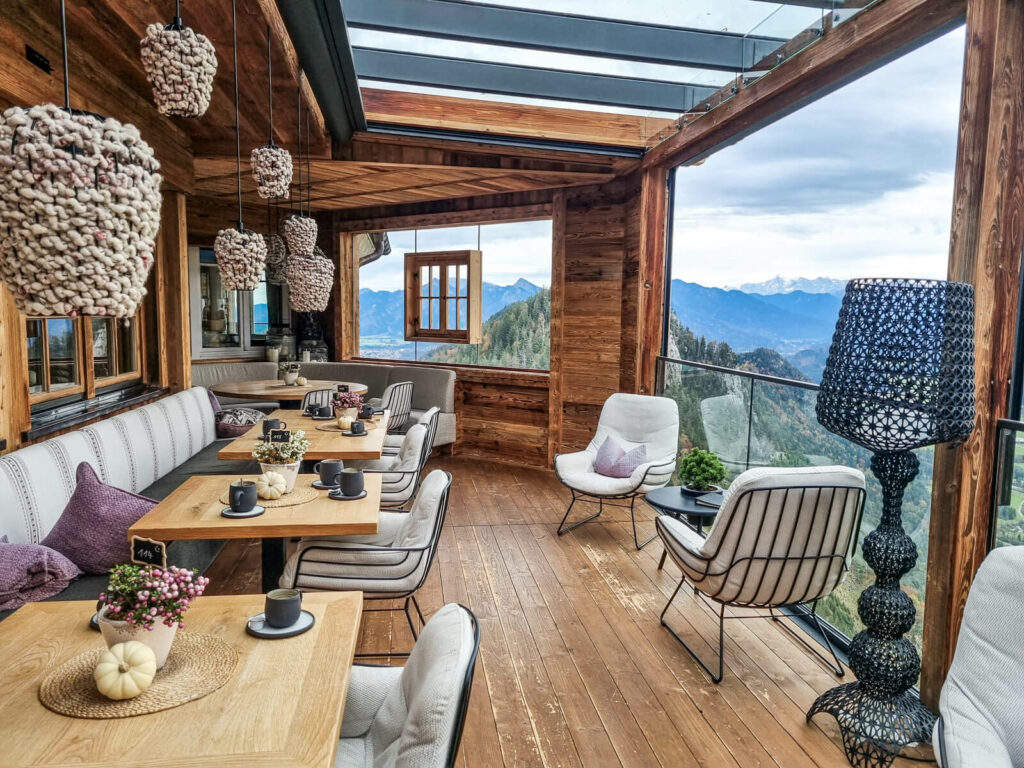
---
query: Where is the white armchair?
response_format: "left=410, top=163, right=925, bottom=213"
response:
left=336, top=603, right=480, bottom=768
left=934, top=546, right=1024, bottom=768
left=656, top=465, right=865, bottom=683
left=554, top=393, right=678, bottom=548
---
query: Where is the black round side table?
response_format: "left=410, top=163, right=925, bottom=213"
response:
left=644, top=486, right=721, bottom=536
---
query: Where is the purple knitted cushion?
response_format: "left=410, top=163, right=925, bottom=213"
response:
left=215, top=406, right=264, bottom=439
left=0, top=535, right=82, bottom=611
left=207, top=389, right=222, bottom=414
left=40, top=463, right=157, bottom=574
left=593, top=436, right=647, bottom=478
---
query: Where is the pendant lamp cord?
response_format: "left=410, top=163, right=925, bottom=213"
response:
left=295, top=73, right=303, bottom=217
left=266, top=25, right=274, bottom=146
left=173, top=0, right=182, bottom=29
left=59, top=0, right=70, bottom=111
left=232, top=0, right=243, bottom=229
left=305, top=108, right=312, bottom=217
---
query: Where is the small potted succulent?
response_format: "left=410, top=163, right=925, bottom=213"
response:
left=279, top=360, right=301, bottom=386
left=97, top=564, right=210, bottom=669
left=252, top=429, right=310, bottom=493
left=677, top=447, right=727, bottom=496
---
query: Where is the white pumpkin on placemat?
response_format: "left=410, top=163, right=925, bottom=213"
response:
left=94, top=641, right=156, bottom=701
left=256, top=471, right=287, bottom=500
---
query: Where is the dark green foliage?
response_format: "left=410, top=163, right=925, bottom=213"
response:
left=678, top=448, right=727, bottom=491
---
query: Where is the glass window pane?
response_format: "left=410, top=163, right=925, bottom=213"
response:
left=459, top=299, right=467, bottom=330
left=430, top=299, right=439, bottom=329
left=447, top=298, right=457, bottom=330
left=420, top=298, right=430, bottom=329
left=447, top=265, right=457, bottom=299
left=116, top=319, right=137, bottom=375
left=92, top=319, right=113, bottom=379
left=25, top=320, right=44, bottom=394
left=200, top=262, right=241, bottom=350
left=47, top=318, right=78, bottom=390
left=459, top=264, right=467, bottom=297
left=420, top=266, right=430, bottom=297
left=430, top=266, right=440, bottom=297
left=251, top=276, right=269, bottom=336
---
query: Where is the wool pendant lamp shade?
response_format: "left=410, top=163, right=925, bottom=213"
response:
left=139, top=2, right=217, bottom=119
left=264, top=232, right=288, bottom=285
left=285, top=248, right=334, bottom=312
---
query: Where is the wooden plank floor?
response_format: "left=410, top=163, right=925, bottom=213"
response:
left=205, top=456, right=925, bottom=768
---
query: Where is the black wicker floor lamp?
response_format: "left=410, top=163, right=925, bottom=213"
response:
left=806, top=278, right=975, bottom=767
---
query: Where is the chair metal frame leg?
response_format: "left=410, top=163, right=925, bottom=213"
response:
left=354, top=595, right=427, bottom=660
left=769, top=602, right=845, bottom=678
left=558, top=490, right=656, bottom=550
left=557, top=489, right=602, bottom=536
left=660, top=577, right=725, bottom=683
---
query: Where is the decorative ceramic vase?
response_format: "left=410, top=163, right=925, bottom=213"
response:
left=339, top=407, right=358, bottom=420
left=97, top=607, right=177, bottom=670
left=259, top=461, right=300, bottom=493
left=283, top=372, right=298, bottom=386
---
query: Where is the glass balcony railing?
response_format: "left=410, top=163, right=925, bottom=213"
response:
left=655, top=356, right=936, bottom=654
left=991, top=419, right=1024, bottom=549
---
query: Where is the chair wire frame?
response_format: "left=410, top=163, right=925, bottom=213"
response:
left=365, top=414, right=438, bottom=510
left=289, top=471, right=452, bottom=658
left=554, top=455, right=677, bottom=549
left=300, top=388, right=334, bottom=412
left=381, top=381, right=414, bottom=434
left=349, top=604, right=481, bottom=767
left=656, top=483, right=866, bottom=684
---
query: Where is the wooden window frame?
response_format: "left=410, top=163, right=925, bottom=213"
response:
left=88, top=317, right=143, bottom=396
left=25, top=318, right=86, bottom=404
left=404, top=250, right=482, bottom=344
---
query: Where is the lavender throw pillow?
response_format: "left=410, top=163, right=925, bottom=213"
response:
left=593, top=436, right=648, bottom=478
left=0, top=536, right=82, bottom=611
left=215, top=406, right=264, bottom=439
left=40, top=463, right=157, bottom=574
left=207, top=389, right=223, bottom=414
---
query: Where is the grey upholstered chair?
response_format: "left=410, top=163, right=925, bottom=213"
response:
left=300, top=388, right=334, bottom=412
left=370, top=381, right=414, bottom=434
left=383, top=406, right=440, bottom=457
left=657, top=465, right=865, bottom=683
left=934, top=546, right=1024, bottom=768
left=347, top=422, right=430, bottom=508
left=554, top=393, right=679, bottom=549
left=280, top=470, right=451, bottom=644
left=335, top=603, right=480, bottom=768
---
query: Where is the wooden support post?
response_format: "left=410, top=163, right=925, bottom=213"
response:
left=637, top=167, right=670, bottom=394
left=922, top=0, right=1024, bottom=708
left=0, top=288, right=30, bottom=454
left=334, top=229, right=359, bottom=361
left=547, top=191, right=566, bottom=467
left=154, top=192, right=191, bottom=392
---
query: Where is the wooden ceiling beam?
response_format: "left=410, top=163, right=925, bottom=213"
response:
left=642, top=0, right=966, bottom=169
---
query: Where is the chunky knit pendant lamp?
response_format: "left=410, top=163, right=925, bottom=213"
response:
left=140, top=0, right=217, bottom=118
left=286, top=109, right=333, bottom=313
left=250, top=25, right=292, bottom=199
left=214, top=0, right=266, bottom=291
left=264, top=199, right=288, bottom=286
left=0, top=0, right=162, bottom=318
left=282, top=77, right=317, bottom=255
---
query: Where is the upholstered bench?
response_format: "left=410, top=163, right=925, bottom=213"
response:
left=0, top=386, right=256, bottom=620
left=190, top=361, right=282, bottom=412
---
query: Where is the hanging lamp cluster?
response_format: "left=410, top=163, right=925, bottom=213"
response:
left=0, top=1, right=162, bottom=318
left=214, top=0, right=266, bottom=291
left=139, top=0, right=217, bottom=118
left=282, top=76, right=318, bottom=255
left=264, top=199, right=288, bottom=285
left=251, top=25, right=292, bottom=199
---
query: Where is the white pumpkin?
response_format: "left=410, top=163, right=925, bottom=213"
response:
left=336, top=415, right=354, bottom=431
left=296, top=375, right=308, bottom=386
left=94, top=641, right=157, bottom=700
left=256, top=471, right=287, bottom=500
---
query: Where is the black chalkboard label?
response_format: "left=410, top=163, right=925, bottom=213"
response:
left=131, top=536, right=167, bottom=567
left=337, top=384, right=349, bottom=392
left=270, top=429, right=291, bottom=442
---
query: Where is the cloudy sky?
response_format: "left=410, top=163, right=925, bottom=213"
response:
left=351, top=5, right=966, bottom=293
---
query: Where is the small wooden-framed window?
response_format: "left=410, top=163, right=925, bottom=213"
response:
left=404, top=250, right=482, bottom=344
left=90, top=317, right=141, bottom=387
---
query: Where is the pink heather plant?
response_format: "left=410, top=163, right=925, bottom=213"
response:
left=99, top=564, right=209, bottom=631
left=333, top=391, right=363, bottom=410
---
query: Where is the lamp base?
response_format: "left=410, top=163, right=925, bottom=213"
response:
left=807, top=681, right=935, bottom=768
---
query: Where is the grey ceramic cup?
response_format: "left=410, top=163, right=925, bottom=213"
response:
left=262, top=418, right=286, bottom=436
left=229, top=480, right=257, bottom=513
left=314, top=459, right=344, bottom=487
left=265, top=588, right=302, bottom=628
left=315, top=405, right=333, bottom=417
left=350, top=420, right=366, bottom=435
left=339, top=468, right=364, bottom=497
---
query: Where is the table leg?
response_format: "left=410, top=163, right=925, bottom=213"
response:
left=261, top=538, right=286, bottom=593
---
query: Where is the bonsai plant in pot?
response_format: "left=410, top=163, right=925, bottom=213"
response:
left=97, top=564, right=210, bottom=669
left=252, top=429, right=310, bottom=493
left=677, top=447, right=727, bottom=496
left=279, top=361, right=301, bottom=386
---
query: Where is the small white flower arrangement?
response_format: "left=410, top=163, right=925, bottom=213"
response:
left=252, top=429, right=310, bottom=464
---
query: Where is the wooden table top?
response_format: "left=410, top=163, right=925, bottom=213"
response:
left=217, top=408, right=390, bottom=461
left=210, top=379, right=368, bottom=400
left=0, top=592, right=362, bottom=768
left=128, top=473, right=381, bottom=541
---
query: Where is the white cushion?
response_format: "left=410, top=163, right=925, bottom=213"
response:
left=658, top=465, right=865, bottom=606
left=935, top=547, right=1024, bottom=768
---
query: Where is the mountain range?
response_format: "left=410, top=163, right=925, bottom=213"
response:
left=736, top=276, right=847, bottom=295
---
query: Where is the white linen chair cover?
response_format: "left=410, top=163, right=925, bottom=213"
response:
left=347, top=424, right=428, bottom=507
left=336, top=603, right=479, bottom=768
left=934, top=546, right=1024, bottom=768
left=554, top=393, right=678, bottom=497
left=279, top=469, right=450, bottom=596
left=658, top=465, right=865, bottom=606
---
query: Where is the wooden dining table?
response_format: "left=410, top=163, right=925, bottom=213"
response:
left=217, top=408, right=390, bottom=462
left=0, top=592, right=362, bottom=768
left=210, top=379, right=368, bottom=402
left=128, top=473, right=382, bottom=592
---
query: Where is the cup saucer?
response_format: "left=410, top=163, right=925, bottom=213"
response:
left=245, top=609, right=315, bottom=639
left=328, top=489, right=367, bottom=501
left=311, top=479, right=340, bottom=490
left=221, top=505, right=266, bottom=519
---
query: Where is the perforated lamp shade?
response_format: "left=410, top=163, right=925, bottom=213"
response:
left=816, top=278, right=975, bottom=453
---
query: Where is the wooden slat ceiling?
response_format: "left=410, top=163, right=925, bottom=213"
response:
left=194, top=157, right=614, bottom=211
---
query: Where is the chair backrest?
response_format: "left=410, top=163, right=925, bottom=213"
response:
left=369, top=603, right=480, bottom=767
left=300, top=388, right=334, bottom=411
left=417, top=407, right=440, bottom=470
left=393, top=469, right=450, bottom=550
left=589, top=393, right=679, bottom=462
left=694, top=466, right=866, bottom=606
left=392, top=423, right=428, bottom=473
left=938, top=547, right=1024, bottom=768
left=382, top=381, right=414, bottom=433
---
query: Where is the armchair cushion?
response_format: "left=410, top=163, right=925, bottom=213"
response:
left=593, top=436, right=647, bottom=478
left=340, top=664, right=404, bottom=739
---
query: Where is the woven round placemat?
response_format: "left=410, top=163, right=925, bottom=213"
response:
left=219, top=484, right=319, bottom=508
left=38, top=633, right=237, bottom=719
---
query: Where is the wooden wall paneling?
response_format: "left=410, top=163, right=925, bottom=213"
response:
left=456, top=373, right=550, bottom=467
left=154, top=192, right=192, bottom=391
left=327, top=222, right=359, bottom=362
left=921, top=0, right=1024, bottom=708
left=334, top=201, right=553, bottom=235
left=0, top=289, right=30, bottom=454
left=547, top=191, right=566, bottom=467
left=636, top=167, right=671, bottom=394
